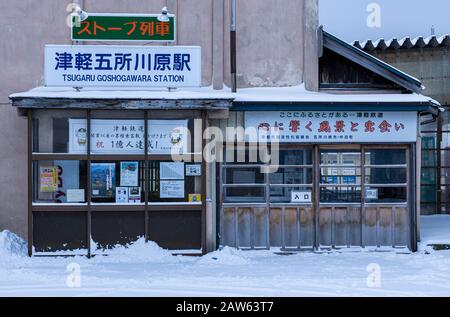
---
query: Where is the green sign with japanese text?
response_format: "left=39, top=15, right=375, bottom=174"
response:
left=72, top=14, right=176, bottom=42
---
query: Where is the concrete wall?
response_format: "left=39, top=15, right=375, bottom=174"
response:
left=0, top=0, right=319, bottom=241
left=371, top=47, right=450, bottom=105
left=371, top=47, right=450, bottom=215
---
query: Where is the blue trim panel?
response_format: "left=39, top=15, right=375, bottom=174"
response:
left=231, top=102, right=435, bottom=112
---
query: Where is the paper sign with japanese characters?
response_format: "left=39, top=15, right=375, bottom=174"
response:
left=45, top=45, right=201, bottom=87
left=245, top=111, right=417, bottom=143
left=69, top=119, right=188, bottom=154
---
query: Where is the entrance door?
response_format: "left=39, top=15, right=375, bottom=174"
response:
left=318, top=147, right=362, bottom=248
left=317, top=145, right=412, bottom=249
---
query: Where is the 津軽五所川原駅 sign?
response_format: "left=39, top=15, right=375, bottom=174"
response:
left=44, top=45, right=201, bottom=88
left=72, top=14, right=176, bottom=42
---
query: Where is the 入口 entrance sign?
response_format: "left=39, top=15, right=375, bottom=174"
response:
left=45, top=45, right=201, bottom=88
left=72, top=14, right=176, bottom=42
left=245, top=111, right=418, bottom=143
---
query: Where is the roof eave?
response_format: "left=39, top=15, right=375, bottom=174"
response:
left=323, top=31, right=423, bottom=94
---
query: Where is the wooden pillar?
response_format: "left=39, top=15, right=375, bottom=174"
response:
left=27, top=110, right=33, bottom=257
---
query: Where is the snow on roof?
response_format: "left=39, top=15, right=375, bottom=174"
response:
left=9, top=86, right=235, bottom=100
left=354, top=34, right=450, bottom=51
left=9, top=85, right=439, bottom=105
left=234, top=85, right=437, bottom=104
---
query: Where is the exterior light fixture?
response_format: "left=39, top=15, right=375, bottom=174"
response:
left=158, top=6, right=170, bottom=22
left=78, top=10, right=89, bottom=22
left=72, top=7, right=89, bottom=27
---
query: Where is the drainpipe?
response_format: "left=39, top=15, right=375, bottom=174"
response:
left=230, top=0, right=237, bottom=93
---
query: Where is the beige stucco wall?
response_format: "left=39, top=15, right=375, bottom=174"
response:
left=0, top=0, right=319, bottom=242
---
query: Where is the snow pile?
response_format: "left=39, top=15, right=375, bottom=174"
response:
left=92, top=238, right=176, bottom=263
left=419, top=215, right=450, bottom=252
left=0, top=230, right=27, bottom=258
left=198, top=246, right=250, bottom=265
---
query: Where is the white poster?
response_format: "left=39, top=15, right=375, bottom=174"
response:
left=148, top=120, right=188, bottom=154
left=69, top=119, right=188, bottom=154
left=160, top=180, right=185, bottom=198
left=120, top=162, right=139, bottom=186
left=160, top=162, right=185, bottom=180
left=245, top=111, right=418, bottom=143
left=116, top=187, right=129, bottom=203
left=45, top=45, right=201, bottom=88
left=66, top=189, right=85, bottom=203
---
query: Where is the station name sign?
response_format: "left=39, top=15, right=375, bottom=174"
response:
left=44, top=45, right=201, bottom=88
left=245, top=111, right=418, bottom=143
left=72, top=14, right=176, bottom=42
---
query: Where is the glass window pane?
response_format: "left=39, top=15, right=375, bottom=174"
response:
left=269, top=167, right=312, bottom=184
left=365, top=187, right=407, bottom=203
left=90, top=161, right=145, bottom=204
left=320, top=186, right=361, bottom=203
left=224, top=166, right=265, bottom=184
left=321, top=150, right=361, bottom=165
left=270, top=186, right=312, bottom=203
left=148, top=161, right=200, bottom=203
left=277, top=149, right=312, bottom=165
left=365, top=149, right=406, bottom=165
left=32, top=109, right=87, bottom=154
left=223, top=187, right=265, bottom=203
left=33, top=160, right=87, bottom=203
left=365, top=168, right=407, bottom=184
left=320, top=167, right=361, bottom=185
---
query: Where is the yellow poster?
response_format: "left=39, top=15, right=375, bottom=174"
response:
left=188, top=194, right=201, bottom=202
left=40, top=166, right=58, bottom=193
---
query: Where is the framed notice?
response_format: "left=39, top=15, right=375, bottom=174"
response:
left=120, top=162, right=139, bottom=187
left=160, top=180, right=185, bottom=198
left=66, top=189, right=85, bottom=203
left=186, top=164, right=201, bottom=176
left=160, top=162, right=185, bottom=180
left=128, top=187, right=141, bottom=204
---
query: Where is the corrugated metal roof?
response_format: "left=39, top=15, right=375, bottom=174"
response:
left=354, top=35, right=450, bottom=51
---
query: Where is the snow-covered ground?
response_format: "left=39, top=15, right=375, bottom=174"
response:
left=1, top=215, right=450, bottom=297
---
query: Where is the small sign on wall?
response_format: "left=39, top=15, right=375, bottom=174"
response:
left=186, top=164, right=201, bottom=176
left=365, top=188, right=379, bottom=200
left=291, top=191, right=312, bottom=203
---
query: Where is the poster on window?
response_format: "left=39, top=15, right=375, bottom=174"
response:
left=148, top=120, right=188, bottom=154
left=160, top=180, right=185, bottom=198
left=245, top=111, right=418, bottom=143
left=69, top=119, right=188, bottom=154
left=160, top=162, right=184, bottom=180
left=120, top=162, right=139, bottom=186
left=91, top=163, right=116, bottom=198
left=54, top=160, right=81, bottom=203
left=39, top=167, right=58, bottom=193
left=116, top=187, right=129, bottom=203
